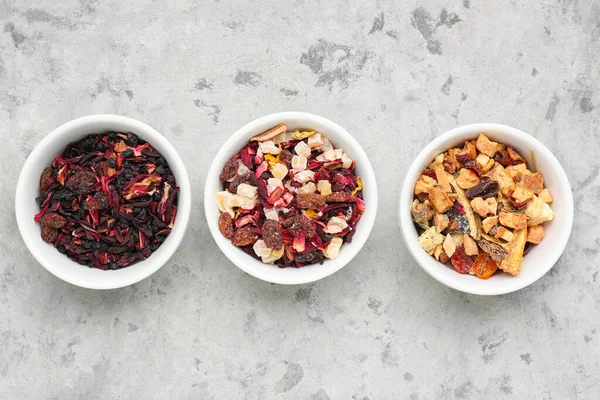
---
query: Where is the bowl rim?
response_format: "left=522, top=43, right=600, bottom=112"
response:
left=204, top=111, right=378, bottom=284
left=15, top=114, right=191, bottom=290
left=398, top=123, right=574, bottom=295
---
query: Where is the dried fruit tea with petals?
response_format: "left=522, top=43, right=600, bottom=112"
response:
left=35, top=132, right=178, bottom=270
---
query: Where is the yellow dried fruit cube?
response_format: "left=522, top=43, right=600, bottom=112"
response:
left=476, top=153, right=490, bottom=168
left=414, top=175, right=436, bottom=195
left=495, top=226, right=514, bottom=242
left=456, top=168, right=480, bottom=189
left=476, top=133, right=498, bottom=157
left=470, top=197, right=498, bottom=217
left=482, top=216, right=499, bottom=233
left=499, top=211, right=528, bottom=230
left=428, top=186, right=454, bottom=213
left=317, top=180, right=332, bottom=196
left=435, top=166, right=452, bottom=192
left=522, top=172, right=544, bottom=195
left=434, top=212, right=449, bottom=233
left=443, top=234, right=457, bottom=257
left=418, top=226, right=444, bottom=252
left=527, top=225, right=545, bottom=244
left=511, top=183, right=533, bottom=204
left=463, top=234, right=479, bottom=256
left=271, top=162, right=288, bottom=180
left=538, top=188, right=553, bottom=204
left=525, top=195, right=554, bottom=226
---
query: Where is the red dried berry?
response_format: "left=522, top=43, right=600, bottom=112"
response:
left=450, top=245, right=474, bottom=274
left=40, top=167, right=53, bottom=194
left=220, top=158, right=239, bottom=182
left=296, top=193, right=326, bottom=210
left=42, top=213, right=67, bottom=229
left=218, top=212, right=235, bottom=239
left=41, top=225, right=58, bottom=243
left=262, top=220, right=283, bottom=250
left=282, top=214, right=316, bottom=238
left=232, top=226, right=258, bottom=247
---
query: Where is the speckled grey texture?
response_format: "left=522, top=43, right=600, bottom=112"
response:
left=1, top=0, right=599, bottom=398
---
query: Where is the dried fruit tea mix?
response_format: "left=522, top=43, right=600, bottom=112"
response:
left=35, top=132, right=179, bottom=270
left=217, top=124, right=365, bottom=267
left=412, top=133, right=554, bottom=279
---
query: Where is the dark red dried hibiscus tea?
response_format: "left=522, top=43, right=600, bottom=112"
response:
left=35, top=132, right=179, bottom=270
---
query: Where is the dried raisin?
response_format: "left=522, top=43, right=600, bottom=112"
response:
left=279, top=150, right=293, bottom=166
left=282, top=214, right=316, bottom=238
left=262, top=220, right=283, bottom=250
left=219, top=158, right=239, bottom=182
left=40, top=167, right=54, bottom=194
left=326, top=191, right=351, bottom=203
left=41, top=226, right=58, bottom=243
left=228, top=172, right=250, bottom=194
left=296, top=193, right=326, bottom=210
left=232, top=226, right=258, bottom=247
left=42, top=213, right=67, bottom=229
left=477, top=239, right=507, bottom=264
left=218, top=212, right=235, bottom=239
left=66, top=171, right=97, bottom=193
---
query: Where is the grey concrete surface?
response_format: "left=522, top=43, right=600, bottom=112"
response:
left=1, top=0, right=599, bottom=398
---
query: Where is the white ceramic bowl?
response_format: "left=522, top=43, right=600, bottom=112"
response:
left=205, top=112, right=378, bottom=284
left=15, top=115, right=191, bottom=290
left=399, top=123, right=573, bottom=295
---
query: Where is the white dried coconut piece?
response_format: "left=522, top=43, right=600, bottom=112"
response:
left=317, top=180, right=332, bottom=196
left=291, top=155, right=307, bottom=170
left=323, top=216, right=348, bottom=234
left=271, top=163, right=288, bottom=180
left=341, top=153, right=353, bottom=169
left=267, top=178, right=283, bottom=195
left=296, top=182, right=317, bottom=194
left=258, top=140, right=281, bottom=155
left=324, top=237, right=343, bottom=259
left=307, top=133, right=323, bottom=148
left=294, top=141, right=312, bottom=158
left=236, top=183, right=257, bottom=198
left=294, top=170, right=315, bottom=184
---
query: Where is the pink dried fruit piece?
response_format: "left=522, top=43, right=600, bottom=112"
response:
left=262, top=220, right=283, bottom=250
left=232, top=226, right=258, bottom=247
